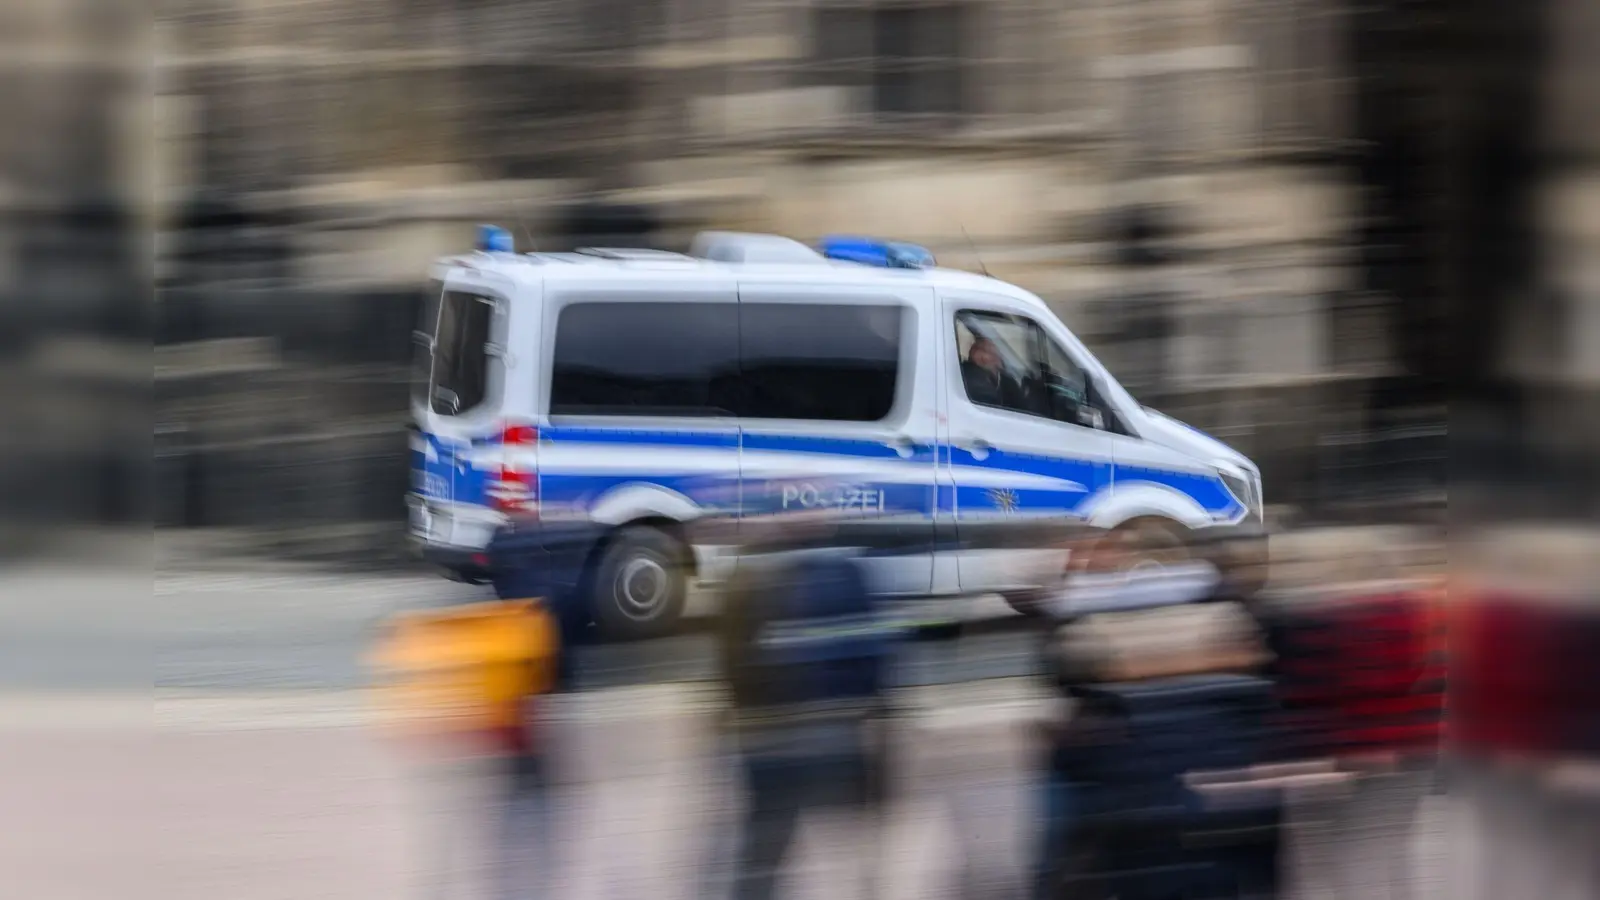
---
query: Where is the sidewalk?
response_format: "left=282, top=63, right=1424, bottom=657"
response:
left=5, top=683, right=1044, bottom=900
left=1, top=722, right=419, bottom=900
left=3, top=682, right=1480, bottom=900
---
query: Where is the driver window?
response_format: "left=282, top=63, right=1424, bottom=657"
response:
left=954, top=309, right=1105, bottom=430
left=1040, top=332, right=1104, bottom=430
left=954, top=311, right=1041, bottom=417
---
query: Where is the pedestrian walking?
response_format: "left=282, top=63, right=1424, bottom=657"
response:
left=712, top=501, right=909, bottom=900
left=372, top=517, right=603, bottom=900
left=1028, top=528, right=1278, bottom=900
left=372, top=591, right=561, bottom=900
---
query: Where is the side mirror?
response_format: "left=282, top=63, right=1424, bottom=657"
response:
left=1078, top=407, right=1105, bottom=430
left=1081, top=380, right=1115, bottom=431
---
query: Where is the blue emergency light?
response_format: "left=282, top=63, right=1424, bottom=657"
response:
left=819, top=235, right=935, bottom=269
left=477, top=224, right=514, bottom=253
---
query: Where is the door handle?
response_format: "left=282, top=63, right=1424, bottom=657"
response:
left=886, top=435, right=916, bottom=458
left=958, top=436, right=993, bottom=460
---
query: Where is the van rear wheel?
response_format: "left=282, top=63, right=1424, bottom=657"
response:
left=592, top=526, right=689, bottom=641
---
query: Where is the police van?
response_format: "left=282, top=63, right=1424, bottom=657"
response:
left=411, top=228, right=1264, bottom=638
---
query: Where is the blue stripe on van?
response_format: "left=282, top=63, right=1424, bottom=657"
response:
left=947, top=446, right=1108, bottom=490
left=538, top=472, right=736, bottom=513
left=742, top=480, right=933, bottom=517
left=459, top=424, right=1242, bottom=523
left=1114, top=464, right=1243, bottom=519
left=951, top=485, right=1091, bottom=518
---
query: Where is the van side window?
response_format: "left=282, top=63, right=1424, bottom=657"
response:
left=430, top=290, right=494, bottom=416
left=738, top=303, right=902, bottom=422
left=551, top=301, right=740, bottom=417
left=953, top=310, right=1104, bottom=430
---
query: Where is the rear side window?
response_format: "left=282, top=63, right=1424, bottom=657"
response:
left=738, top=303, right=902, bottom=422
left=429, top=290, right=495, bottom=416
left=551, top=302, right=740, bottom=417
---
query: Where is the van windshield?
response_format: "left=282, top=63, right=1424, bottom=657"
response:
left=428, top=290, right=494, bottom=416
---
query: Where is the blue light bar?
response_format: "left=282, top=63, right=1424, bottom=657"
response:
left=477, top=224, right=514, bottom=253
left=819, top=235, right=935, bottom=269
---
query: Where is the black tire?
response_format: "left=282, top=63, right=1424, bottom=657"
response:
left=1120, top=518, right=1276, bottom=598
left=1107, top=518, right=1189, bottom=572
left=591, top=526, right=689, bottom=640
left=443, top=566, right=491, bottom=586
left=1003, top=589, right=1049, bottom=618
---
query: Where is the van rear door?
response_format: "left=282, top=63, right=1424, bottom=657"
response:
left=409, top=280, right=450, bottom=540
left=417, top=282, right=507, bottom=549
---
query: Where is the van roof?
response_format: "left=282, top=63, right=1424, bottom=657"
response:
left=432, top=238, right=1046, bottom=308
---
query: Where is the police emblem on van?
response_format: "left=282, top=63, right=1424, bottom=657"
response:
left=987, top=488, right=1019, bottom=513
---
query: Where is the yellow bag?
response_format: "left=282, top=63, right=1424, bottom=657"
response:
left=371, top=599, right=558, bottom=745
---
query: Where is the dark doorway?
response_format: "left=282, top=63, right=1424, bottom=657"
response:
left=1346, top=0, right=1550, bottom=497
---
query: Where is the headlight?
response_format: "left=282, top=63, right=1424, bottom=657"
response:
left=1217, top=468, right=1262, bottom=521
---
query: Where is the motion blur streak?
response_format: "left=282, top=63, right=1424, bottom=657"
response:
left=1, top=0, right=1598, bottom=897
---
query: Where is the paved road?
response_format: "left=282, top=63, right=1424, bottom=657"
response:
left=2, top=522, right=1439, bottom=692
left=0, top=562, right=1036, bottom=693
left=0, top=564, right=157, bottom=690
left=11, top=524, right=1438, bottom=696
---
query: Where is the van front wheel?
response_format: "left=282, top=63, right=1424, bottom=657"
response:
left=592, top=526, right=689, bottom=640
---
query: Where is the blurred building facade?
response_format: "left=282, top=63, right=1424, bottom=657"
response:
left=0, top=0, right=147, bottom=541
left=146, top=0, right=1600, bottom=542
left=155, top=0, right=1353, bottom=321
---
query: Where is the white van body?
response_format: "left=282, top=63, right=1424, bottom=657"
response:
left=410, top=234, right=1262, bottom=633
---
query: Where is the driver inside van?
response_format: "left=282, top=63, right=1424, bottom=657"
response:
left=962, top=337, right=1026, bottom=410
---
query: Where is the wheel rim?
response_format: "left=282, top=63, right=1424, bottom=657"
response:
left=1113, top=524, right=1182, bottom=575
left=1125, top=557, right=1167, bottom=575
left=614, top=554, right=671, bottom=621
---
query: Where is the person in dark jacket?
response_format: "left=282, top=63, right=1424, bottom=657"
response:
left=714, top=508, right=905, bottom=900
left=1030, top=529, right=1286, bottom=900
left=1028, top=530, right=1239, bottom=900
left=1029, top=531, right=1142, bottom=900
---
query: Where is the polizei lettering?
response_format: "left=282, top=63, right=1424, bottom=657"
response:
left=778, top=482, right=886, bottom=512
